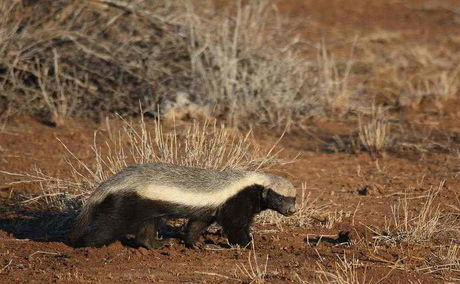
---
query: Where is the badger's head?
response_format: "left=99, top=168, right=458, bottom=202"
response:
left=261, top=174, right=297, bottom=216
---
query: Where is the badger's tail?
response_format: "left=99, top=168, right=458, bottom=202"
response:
left=67, top=193, right=102, bottom=247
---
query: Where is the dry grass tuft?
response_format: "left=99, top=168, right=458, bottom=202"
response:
left=197, top=241, right=270, bottom=283
left=63, top=116, right=291, bottom=192
left=315, top=255, right=368, bottom=284
left=371, top=181, right=459, bottom=246
left=184, top=0, right=320, bottom=128
left=316, top=41, right=355, bottom=116
left=358, top=105, right=390, bottom=159
left=416, top=242, right=460, bottom=281
left=0, top=0, right=189, bottom=123
left=405, top=69, right=460, bottom=110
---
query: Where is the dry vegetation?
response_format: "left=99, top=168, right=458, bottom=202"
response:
left=358, top=106, right=390, bottom=159
left=1, top=0, right=436, bottom=130
left=314, top=256, right=368, bottom=284
left=370, top=181, right=459, bottom=246
left=0, top=0, right=326, bottom=128
left=1, top=0, right=458, bottom=132
left=197, top=241, right=270, bottom=283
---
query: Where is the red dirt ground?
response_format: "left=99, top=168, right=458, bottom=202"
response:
left=1, top=115, right=459, bottom=283
left=1, top=1, right=460, bottom=283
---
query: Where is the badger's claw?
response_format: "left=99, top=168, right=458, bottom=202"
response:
left=184, top=241, right=204, bottom=249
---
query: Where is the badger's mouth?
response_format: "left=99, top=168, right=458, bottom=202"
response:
left=279, top=201, right=297, bottom=216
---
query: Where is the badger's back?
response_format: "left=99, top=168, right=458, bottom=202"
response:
left=132, top=163, right=270, bottom=208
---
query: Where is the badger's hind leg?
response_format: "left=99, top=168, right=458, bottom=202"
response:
left=134, top=218, right=166, bottom=249
left=183, top=217, right=214, bottom=248
left=77, top=228, right=118, bottom=248
left=76, top=215, right=121, bottom=248
left=75, top=199, right=125, bottom=247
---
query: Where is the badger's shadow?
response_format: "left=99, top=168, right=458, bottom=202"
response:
left=0, top=193, right=82, bottom=244
left=0, top=208, right=77, bottom=243
left=0, top=211, right=183, bottom=247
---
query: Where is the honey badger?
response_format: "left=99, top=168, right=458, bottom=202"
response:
left=68, top=162, right=297, bottom=249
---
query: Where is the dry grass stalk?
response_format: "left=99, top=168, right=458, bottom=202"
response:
left=421, top=243, right=460, bottom=274
left=197, top=241, right=270, bottom=283
left=34, top=49, right=79, bottom=126
left=0, top=1, right=18, bottom=47
left=438, top=243, right=460, bottom=266
left=0, top=167, right=81, bottom=207
left=323, top=210, right=351, bottom=230
left=315, top=255, right=368, bottom=284
left=372, top=181, right=458, bottom=245
left=405, top=69, right=460, bottom=111
left=317, top=41, right=355, bottom=115
left=416, top=242, right=460, bottom=282
left=236, top=241, right=269, bottom=284
left=358, top=105, right=390, bottom=158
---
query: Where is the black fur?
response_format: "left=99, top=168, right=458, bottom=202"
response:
left=72, top=185, right=295, bottom=249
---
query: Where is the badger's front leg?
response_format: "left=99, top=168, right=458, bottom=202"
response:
left=183, top=217, right=214, bottom=248
left=216, top=185, right=264, bottom=247
left=223, top=224, right=252, bottom=248
left=217, top=194, right=254, bottom=247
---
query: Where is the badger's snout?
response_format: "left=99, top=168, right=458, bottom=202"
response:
left=286, top=204, right=297, bottom=216
left=275, top=197, right=297, bottom=216
left=282, top=201, right=297, bottom=216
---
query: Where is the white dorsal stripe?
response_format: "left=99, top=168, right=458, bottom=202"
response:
left=136, top=174, right=271, bottom=208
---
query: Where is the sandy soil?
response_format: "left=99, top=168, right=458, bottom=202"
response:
left=1, top=1, right=460, bottom=283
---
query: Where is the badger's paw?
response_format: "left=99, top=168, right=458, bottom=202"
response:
left=184, top=241, right=205, bottom=249
left=136, top=238, right=167, bottom=250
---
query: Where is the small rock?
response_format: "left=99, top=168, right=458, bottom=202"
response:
left=138, top=247, right=149, bottom=256
left=0, top=188, right=12, bottom=199
left=336, top=231, right=352, bottom=244
left=357, top=185, right=372, bottom=195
